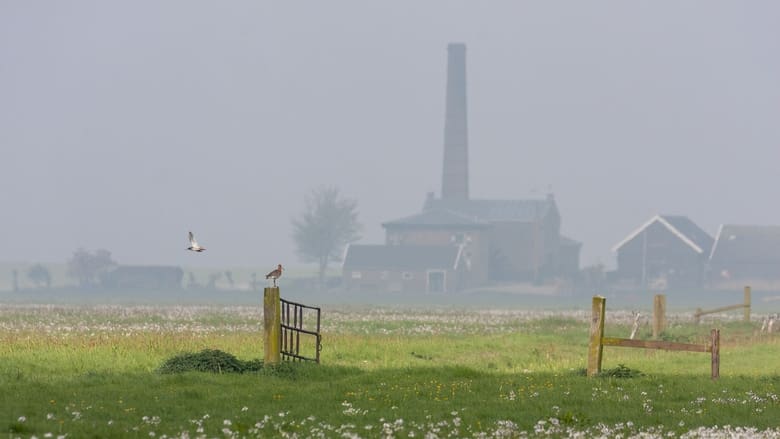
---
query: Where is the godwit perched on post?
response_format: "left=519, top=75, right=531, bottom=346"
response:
left=265, top=264, right=283, bottom=287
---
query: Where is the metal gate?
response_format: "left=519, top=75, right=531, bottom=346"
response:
left=280, top=298, right=322, bottom=363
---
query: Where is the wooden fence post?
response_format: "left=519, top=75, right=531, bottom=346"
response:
left=653, top=294, right=666, bottom=339
left=587, top=296, right=606, bottom=377
left=744, top=286, right=751, bottom=322
left=629, top=312, right=641, bottom=339
left=710, top=329, right=720, bottom=380
left=263, top=287, right=281, bottom=364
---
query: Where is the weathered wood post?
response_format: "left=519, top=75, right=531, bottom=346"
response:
left=587, top=296, right=606, bottom=377
left=629, top=312, right=641, bottom=339
left=263, top=287, right=281, bottom=364
left=695, top=307, right=702, bottom=324
left=743, top=286, right=751, bottom=322
left=653, top=294, right=666, bottom=339
left=710, top=328, right=720, bottom=380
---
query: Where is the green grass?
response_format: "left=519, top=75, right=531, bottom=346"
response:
left=1, top=305, right=779, bottom=438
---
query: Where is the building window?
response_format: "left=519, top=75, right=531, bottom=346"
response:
left=351, top=271, right=362, bottom=279
left=426, top=270, right=446, bottom=293
left=379, top=271, right=389, bottom=280
left=402, top=272, right=414, bottom=280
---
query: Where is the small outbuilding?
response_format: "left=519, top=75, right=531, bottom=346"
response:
left=341, top=244, right=468, bottom=293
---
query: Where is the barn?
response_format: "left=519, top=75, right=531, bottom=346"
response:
left=708, top=224, right=780, bottom=288
left=612, top=214, right=713, bottom=288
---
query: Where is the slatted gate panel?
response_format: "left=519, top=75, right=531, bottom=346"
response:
left=280, top=298, right=322, bottom=363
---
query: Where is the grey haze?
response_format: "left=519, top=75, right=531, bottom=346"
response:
left=1, top=1, right=778, bottom=270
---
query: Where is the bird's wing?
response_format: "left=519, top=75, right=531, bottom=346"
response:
left=189, top=232, right=198, bottom=246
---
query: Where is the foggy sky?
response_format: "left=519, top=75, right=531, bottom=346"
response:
left=2, top=1, right=779, bottom=270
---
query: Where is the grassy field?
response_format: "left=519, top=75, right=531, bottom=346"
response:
left=1, top=304, right=779, bottom=438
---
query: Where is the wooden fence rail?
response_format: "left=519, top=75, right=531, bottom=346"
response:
left=588, top=296, right=720, bottom=379
left=694, top=286, right=751, bottom=323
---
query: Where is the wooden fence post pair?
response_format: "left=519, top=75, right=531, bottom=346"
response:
left=588, top=296, right=719, bottom=379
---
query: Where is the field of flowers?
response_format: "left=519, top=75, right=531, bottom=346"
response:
left=1, top=304, right=780, bottom=438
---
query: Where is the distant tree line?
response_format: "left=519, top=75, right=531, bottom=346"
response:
left=67, top=248, right=116, bottom=287
left=8, top=186, right=362, bottom=293
left=27, top=264, right=52, bottom=288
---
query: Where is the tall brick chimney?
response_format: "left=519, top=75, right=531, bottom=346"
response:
left=441, top=43, right=469, bottom=201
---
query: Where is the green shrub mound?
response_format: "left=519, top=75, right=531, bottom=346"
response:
left=599, top=364, right=644, bottom=378
left=158, top=349, right=264, bottom=374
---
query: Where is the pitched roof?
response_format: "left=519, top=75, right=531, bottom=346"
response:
left=424, top=197, right=556, bottom=222
left=611, top=214, right=714, bottom=254
left=660, top=215, right=714, bottom=252
left=382, top=208, right=491, bottom=229
left=342, top=244, right=460, bottom=270
left=709, top=224, right=780, bottom=263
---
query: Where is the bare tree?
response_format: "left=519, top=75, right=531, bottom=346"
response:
left=67, top=248, right=116, bottom=287
left=27, top=264, right=52, bottom=288
left=292, top=186, right=361, bottom=289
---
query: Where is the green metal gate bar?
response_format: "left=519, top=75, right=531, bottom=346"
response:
left=280, top=298, right=322, bottom=363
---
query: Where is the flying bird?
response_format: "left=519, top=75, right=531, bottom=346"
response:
left=187, top=231, right=206, bottom=252
left=266, top=264, right=283, bottom=286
